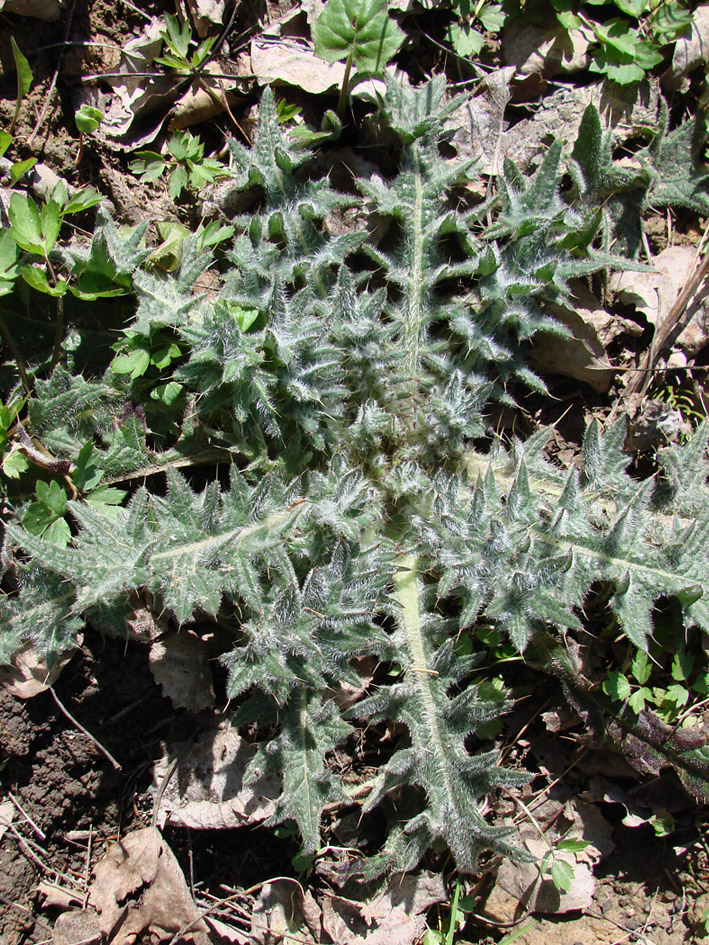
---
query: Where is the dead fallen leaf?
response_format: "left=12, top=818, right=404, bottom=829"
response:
left=204, top=913, right=250, bottom=944
left=625, top=399, right=692, bottom=451
left=321, top=872, right=446, bottom=945
left=251, top=37, right=347, bottom=93
left=301, top=0, right=327, bottom=25
left=491, top=793, right=613, bottom=918
left=93, top=17, right=176, bottom=143
left=584, top=776, right=652, bottom=829
left=151, top=724, right=279, bottom=829
left=610, top=245, right=709, bottom=356
left=0, top=641, right=81, bottom=699
left=1, top=0, right=63, bottom=19
left=541, top=703, right=581, bottom=734
left=499, top=82, right=661, bottom=173
left=448, top=68, right=515, bottom=176
left=148, top=630, right=215, bottom=712
left=0, top=800, right=14, bottom=841
left=250, top=880, right=322, bottom=945
left=530, top=285, right=615, bottom=393
left=52, top=908, right=102, bottom=945
left=671, top=4, right=709, bottom=83
left=170, top=65, right=248, bottom=129
left=89, top=826, right=210, bottom=944
left=186, top=0, right=225, bottom=37
left=503, top=19, right=592, bottom=77
left=38, top=880, right=83, bottom=911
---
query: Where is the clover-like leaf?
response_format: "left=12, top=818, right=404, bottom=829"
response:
left=312, top=0, right=405, bottom=73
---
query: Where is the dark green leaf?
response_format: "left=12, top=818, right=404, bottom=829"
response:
left=312, top=0, right=405, bottom=73
left=11, top=37, right=33, bottom=101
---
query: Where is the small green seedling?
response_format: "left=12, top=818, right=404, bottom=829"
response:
left=541, top=839, right=590, bottom=894
left=423, top=875, right=477, bottom=945
left=445, top=0, right=507, bottom=59
left=156, top=12, right=216, bottom=75
left=0, top=133, right=36, bottom=186
left=8, top=183, right=104, bottom=298
left=130, top=130, right=231, bottom=200
left=22, top=480, right=71, bottom=548
left=0, top=399, right=28, bottom=480
left=74, top=104, right=104, bottom=164
left=153, top=13, right=246, bottom=135
left=9, top=38, right=33, bottom=136
left=0, top=230, right=19, bottom=298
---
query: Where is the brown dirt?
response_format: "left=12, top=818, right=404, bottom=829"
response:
left=0, top=629, right=175, bottom=943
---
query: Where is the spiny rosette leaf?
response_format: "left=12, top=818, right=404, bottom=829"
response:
left=248, top=689, right=354, bottom=853
left=5, top=459, right=380, bottom=625
left=375, top=73, right=466, bottom=143
left=0, top=566, right=82, bottom=663
left=349, top=555, right=529, bottom=874
left=5, top=74, right=709, bottom=881
left=439, top=422, right=709, bottom=651
left=569, top=102, right=709, bottom=257
left=220, top=86, right=363, bottom=301
left=178, top=284, right=349, bottom=452
left=221, top=540, right=389, bottom=702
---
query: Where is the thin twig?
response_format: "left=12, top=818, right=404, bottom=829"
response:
left=50, top=688, right=122, bottom=770
left=165, top=888, right=252, bottom=945
left=83, top=823, right=92, bottom=909
left=0, top=311, right=32, bottom=397
left=0, top=891, right=53, bottom=933
left=151, top=755, right=179, bottom=828
left=3, top=820, right=78, bottom=887
left=8, top=791, right=46, bottom=840
left=27, top=0, right=78, bottom=147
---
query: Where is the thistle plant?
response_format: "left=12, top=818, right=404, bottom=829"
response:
left=2, top=77, right=709, bottom=877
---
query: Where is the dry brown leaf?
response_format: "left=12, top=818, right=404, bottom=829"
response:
left=625, top=398, right=692, bottom=450
left=610, top=246, right=709, bottom=357
left=185, top=0, right=226, bottom=36
left=0, top=799, right=14, bottom=841
left=671, top=4, right=709, bottom=82
left=204, top=913, right=250, bottom=944
left=170, top=78, right=244, bottom=130
left=503, top=19, right=592, bottom=77
left=492, top=793, right=613, bottom=918
left=500, top=82, right=661, bottom=173
left=0, top=641, right=81, bottom=699
left=1, top=0, right=63, bottom=19
left=89, top=826, right=210, bottom=944
left=448, top=68, right=515, bottom=176
left=95, top=17, right=175, bottom=143
left=169, top=56, right=251, bottom=130
left=52, top=908, right=102, bottom=945
left=38, top=879, right=83, bottom=911
left=151, top=724, right=279, bottom=829
left=321, top=872, right=446, bottom=945
left=250, top=880, right=322, bottom=945
left=530, top=285, right=615, bottom=393
left=251, top=37, right=347, bottom=93
left=584, top=777, right=651, bottom=829
left=148, top=630, right=215, bottom=712
left=301, top=0, right=327, bottom=25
